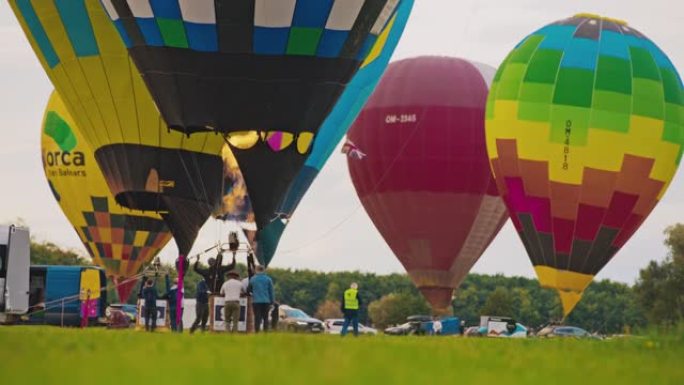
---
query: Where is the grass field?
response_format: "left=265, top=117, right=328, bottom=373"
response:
left=1, top=327, right=682, bottom=385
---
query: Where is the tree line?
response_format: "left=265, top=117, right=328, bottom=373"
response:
left=28, top=223, right=684, bottom=334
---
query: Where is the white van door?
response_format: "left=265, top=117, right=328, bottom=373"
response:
left=0, top=227, right=9, bottom=310
left=4, top=226, right=30, bottom=314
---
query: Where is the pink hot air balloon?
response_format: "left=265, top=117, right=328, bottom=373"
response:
left=347, top=56, right=508, bottom=311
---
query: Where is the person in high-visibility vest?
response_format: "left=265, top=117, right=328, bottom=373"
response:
left=340, top=283, right=362, bottom=337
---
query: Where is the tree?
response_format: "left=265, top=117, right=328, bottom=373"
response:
left=481, top=287, right=515, bottom=317
left=30, top=241, right=91, bottom=266
left=511, top=288, right=542, bottom=327
left=325, top=282, right=342, bottom=301
left=368, top=293, right=430, bottom=329
left=664, top=224, right=684, bottom=262
left=568, top=280, right=645, bottom=333
left=315, top=300, right=343, bottom=320
left=452, top=285, right=484, bottom=326
left=635, top=224, right=684, bottom=327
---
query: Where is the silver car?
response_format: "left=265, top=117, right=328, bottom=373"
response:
left=324, top=318, right=378, bottom=335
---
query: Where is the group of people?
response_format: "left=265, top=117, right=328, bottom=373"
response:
left=139, top=253, right=276, bottom=334
left=139, top=253, right=365, bottom=337
left=139, top=274, right=184, bottom=332
left=190, top=263, right=275, bottom=334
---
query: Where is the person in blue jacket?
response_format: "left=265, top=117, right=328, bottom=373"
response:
left=163, top=275, right=184, bottom=332
left=248, top=265, right=274, bottom=333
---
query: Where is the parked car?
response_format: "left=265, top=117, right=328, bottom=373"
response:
left=105, top=303, right=137, bottom=322
left=537, top=325, right=599, bottom=339
left=324, top=318, right=377, bottom=335
left=384, top=315, right=462, bottom=336
left=473, top=323, right=527, bottom=338
left=464, top=326, right=484, bottom=337
left=477, top=316, right=528, bottom=338
left=384, top=315, right=432, bottom=336
left=278, top=305, right=325, bottom=333
left=384, top=321, right=418, bottom=336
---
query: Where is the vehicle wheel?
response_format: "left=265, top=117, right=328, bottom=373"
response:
left=288, top=325, right=297, bottom=333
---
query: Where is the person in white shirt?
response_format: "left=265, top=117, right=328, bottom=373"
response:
left=432, top=320, right=442, bottom=335
left=220, top=271, right=243, bottom=333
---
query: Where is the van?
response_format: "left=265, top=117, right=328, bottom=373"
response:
left=1, top=225, right=107, bottom=325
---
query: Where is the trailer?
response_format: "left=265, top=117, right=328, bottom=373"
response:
left=1, top=225, right=107, bottom=326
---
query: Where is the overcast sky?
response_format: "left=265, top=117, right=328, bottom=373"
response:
left=1, top=0, right=683, bottom=285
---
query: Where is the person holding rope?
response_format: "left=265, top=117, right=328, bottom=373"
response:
left=163, top=275, right=184, bottom=332
left=139, top=277, right=159, bottom=332
left=194, top=253, right=236, bottom=294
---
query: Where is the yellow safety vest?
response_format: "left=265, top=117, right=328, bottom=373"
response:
left=344, top=288, right=359, bottom=310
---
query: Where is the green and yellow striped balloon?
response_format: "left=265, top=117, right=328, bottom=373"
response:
left=485, top=14, right=684, bottom=316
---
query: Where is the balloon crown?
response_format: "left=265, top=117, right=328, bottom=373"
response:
left=573, top=13, right=628, bottom=26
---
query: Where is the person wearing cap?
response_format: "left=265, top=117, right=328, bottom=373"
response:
left=194, top=253, right=236, bottom=294
left=340, top=282, right=362, bottom=337
left=220, top=270, right=243, bottom=333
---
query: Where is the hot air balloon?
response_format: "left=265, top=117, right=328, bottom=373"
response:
left=10, top=0, right=225, bottom=326
left=485, top=14, right=684, bottom=317
left=101, top=0, right=412, bottom=237
left=347, top=56, right=509, bottom=312
left=256, top=0, right=414, bottom=266
left=41, top=91, right=173, bottom=302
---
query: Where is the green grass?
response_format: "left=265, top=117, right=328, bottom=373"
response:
left=1, top=327, right=683, bottom=385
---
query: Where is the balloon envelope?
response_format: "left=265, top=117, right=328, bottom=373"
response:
left=485, top=14, right=684, bottom=316
left=41, top=91, right=172, bottom=301
left=102, top=0, right=412, bottom=233
left=347, top=56, right=509, bottom=311
left=10, top=0, right=225, bottom=256
left=257, top=0, right=414, bottom=266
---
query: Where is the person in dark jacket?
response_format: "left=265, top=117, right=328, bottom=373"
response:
left=162, top=275, right=184, bottom=332
left=340, top=282, right=362, bottom=337
left=194, top=253, right=236, bottom=294
left=139, top=278, right=158, bottom=332
left=190, top=278, right=210, bottom=333
left=248, top=265, right=274, bottom=333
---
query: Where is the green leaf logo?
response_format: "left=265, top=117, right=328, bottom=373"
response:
left=44, top=111, right=77, bottom=152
